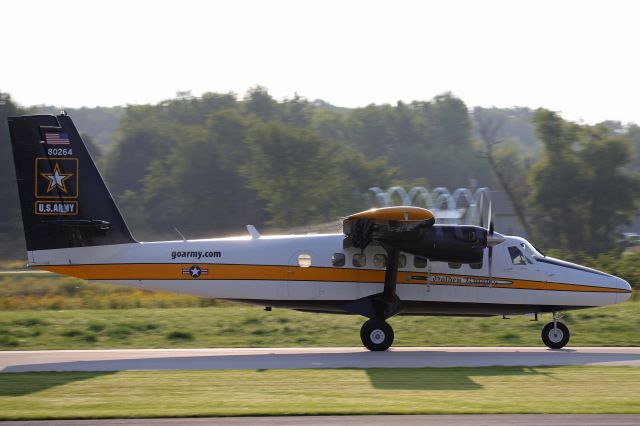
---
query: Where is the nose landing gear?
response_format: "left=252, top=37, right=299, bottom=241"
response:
left=541, top=312, right=571, bottom=349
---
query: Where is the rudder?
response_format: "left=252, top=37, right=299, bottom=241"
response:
left=8, top=113, right=135, bottom=252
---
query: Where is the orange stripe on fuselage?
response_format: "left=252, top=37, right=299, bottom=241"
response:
left=33, top=263, right=628, bottom=293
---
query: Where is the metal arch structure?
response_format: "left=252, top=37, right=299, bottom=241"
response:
left=368, top=186, right=492, bottom=225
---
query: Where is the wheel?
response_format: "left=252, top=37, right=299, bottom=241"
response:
left=541, top=321, right=570, bottom=349
left=360, top=319, right=394, bottom=351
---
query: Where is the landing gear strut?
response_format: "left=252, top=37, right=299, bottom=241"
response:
left=541, top=312, right=570, bottom=349
left=358, top=245, right=400, bottom=351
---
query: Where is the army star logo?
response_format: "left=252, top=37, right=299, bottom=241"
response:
left=41, top=163, right=73, bottom=193
left=182, top=265, right=209, bottom=278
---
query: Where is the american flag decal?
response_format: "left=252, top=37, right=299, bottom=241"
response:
left=45, top=132, right=70, bottom=145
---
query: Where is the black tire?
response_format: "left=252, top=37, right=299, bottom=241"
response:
left=360, top=319, right=394, bottom=351
left=541, top=321, right=570, bottom=349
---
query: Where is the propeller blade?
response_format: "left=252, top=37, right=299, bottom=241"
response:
left=484, top=197, right=504, bottom=247
left=486, top=197, right=497, bottom=287
left=478, top=192, right=485, bottom=229
left=488, top=246, right=493, bottom=287
left=488, top=200, right=493, bottom=235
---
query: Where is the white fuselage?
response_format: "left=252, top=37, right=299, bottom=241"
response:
left=31, top=233, right=632, bottom=316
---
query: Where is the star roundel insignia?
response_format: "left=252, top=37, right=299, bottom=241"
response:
left=189, top=265, right=202, bottom=278
left=182, top=265, right=209, bottom=279
left=41, top=163, right=73, bottom=193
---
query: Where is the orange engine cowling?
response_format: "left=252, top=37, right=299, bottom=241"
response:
left=343, top=207, right=487, bottom=264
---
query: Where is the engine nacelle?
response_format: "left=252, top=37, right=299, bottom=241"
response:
left=343, top=207, right=489, bottom=264
left=344, top=216, right=487, bottom=264
left=378, top=224, right=488, bottom=264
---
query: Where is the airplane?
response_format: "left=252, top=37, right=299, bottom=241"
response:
left=7, top=113, right=632, bottom=351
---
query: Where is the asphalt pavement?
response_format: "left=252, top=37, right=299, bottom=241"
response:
left=1, top=346, right=639, bottom=372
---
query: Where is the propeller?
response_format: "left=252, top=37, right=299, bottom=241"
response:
left=477, top=193, right=505, bottom=286
left=487, top=200, right=494, bottom=284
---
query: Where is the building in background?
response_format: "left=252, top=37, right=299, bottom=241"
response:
left=369, top=186, right=529, bottom=237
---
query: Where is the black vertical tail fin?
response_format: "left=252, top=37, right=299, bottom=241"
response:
left=8, top=114, right=135, bottom=252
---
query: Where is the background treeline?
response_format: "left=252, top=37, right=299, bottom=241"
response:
left=1, top=88, right=640, bottom=263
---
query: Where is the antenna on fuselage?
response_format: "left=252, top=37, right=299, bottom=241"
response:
left=173, top=227, right=187, bottom=242
left=246, top=225, right=261, bottom=239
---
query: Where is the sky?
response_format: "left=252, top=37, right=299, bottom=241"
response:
left=1, top=0, right=639, bottom=124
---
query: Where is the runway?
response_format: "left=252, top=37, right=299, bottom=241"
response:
left=2, top=346, right=639, bottom=372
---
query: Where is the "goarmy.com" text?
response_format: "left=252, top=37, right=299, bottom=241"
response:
left=171, top=250, right=221, bottom=260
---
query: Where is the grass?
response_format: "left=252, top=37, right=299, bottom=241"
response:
left=0, top=299, right=638, bottom=350
left=0, top=367, right=638, bottom=419
left=0, top=274, right=216, bottom=310
left=0, top=260, right=27, bottom=270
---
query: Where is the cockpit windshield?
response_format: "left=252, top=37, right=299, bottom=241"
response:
left=519, top=241, right=543, bottom=261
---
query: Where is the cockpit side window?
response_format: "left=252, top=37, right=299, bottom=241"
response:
left=508, top=246, right=529, bottom=266
left=519, top=242, right=538, bottom=262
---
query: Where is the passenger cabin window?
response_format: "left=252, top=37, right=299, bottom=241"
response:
left=373, top=254, right=387, bottom=268
left=470, top=262, right=483, bottom=269
left=353, top=253, right=366, bottom=267
left=332, top=253, right=345, bottom=267
left=448, top=262, right=462, bottom=269
left=398, top=254, right=407, bottom=268
left=298, top=253, right=312, bottom=267
left=508, top=246, right=528, bottom=266
left=414, top=256, right=428, bottom=268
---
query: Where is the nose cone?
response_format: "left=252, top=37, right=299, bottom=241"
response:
left=614, top=276, right=632, bottom=303
left=487, top=232, right=505, bottom=247
left=618, top=277, right=632, bottom=291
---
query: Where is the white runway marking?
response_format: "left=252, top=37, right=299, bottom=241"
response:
left=1, top=347, right=639, bottom=372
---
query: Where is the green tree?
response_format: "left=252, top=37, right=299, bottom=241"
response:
left=137, top=129, right=240, bottom=234
left=339, top=93, right=493, bottom=187
left=242, top=122, right=392, bottom=226
left=625, top=123, right=640, bottom=171
left=475, top=112, right=534, bottom=236
left=529, top=109, right=640, bottom=254
left=102, top=106, right=179, bottom=197
left=473, top=106, right=540, bottom=150
left=310, top=108, right=349, bottom=143
left=0, top=92, right=25, bottom=255
left=279, top=93, right=312, bottom=128
left=81, top=132, right=102, bottom=162
left=244, top=86, right=277, bottom=120
left=117, top=109, right=265, bottom=238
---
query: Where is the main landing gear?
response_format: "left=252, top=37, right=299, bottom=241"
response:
left=343, top=242, right=402, bottom=352
left=541, top=312, right=571, bottom=349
